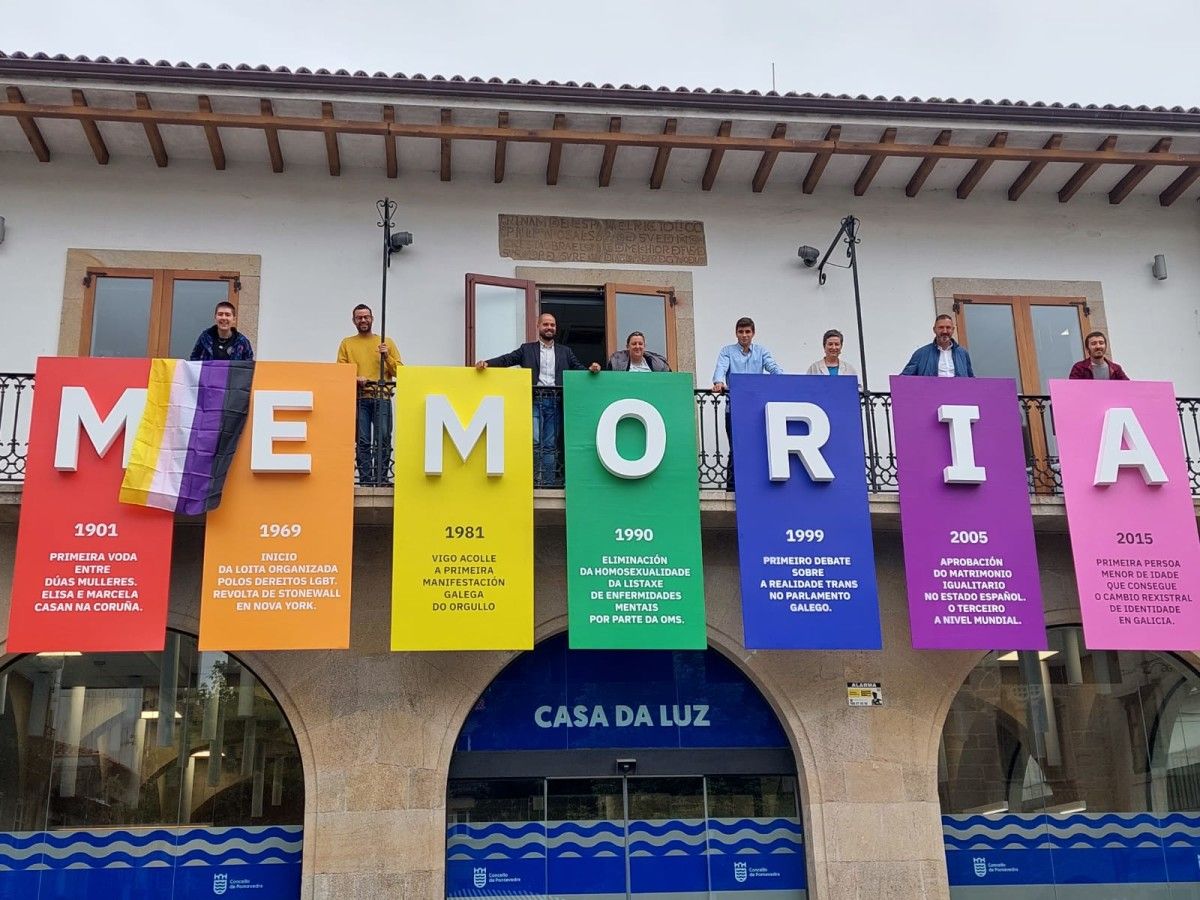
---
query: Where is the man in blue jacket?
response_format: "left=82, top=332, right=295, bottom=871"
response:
left=900, top=314, right=974, bottom=377
left=476, top=312, right=600, bottom=484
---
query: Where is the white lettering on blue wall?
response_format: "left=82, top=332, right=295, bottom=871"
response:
left=533, top=704, right=710, bottom=728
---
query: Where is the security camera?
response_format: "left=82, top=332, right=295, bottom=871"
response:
left=797, top=245, right=819, bottom=267
left=616, top=758, right=637, bottom=775
left=388, top=230, right=414, bottom=253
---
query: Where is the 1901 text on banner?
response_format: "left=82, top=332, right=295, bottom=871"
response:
left=199, top=362, right=355, bottom=650
left=1050, top=379, right=1200, bottom=650
left=890, top=376, right=1047, bottom=650
left=9, top=357, right=174, bottom=652
left=729, top=374, right=881, bottom=650
left=564, top=372, right=706, bottom=649
left=391, top=367, right=533, bottom=650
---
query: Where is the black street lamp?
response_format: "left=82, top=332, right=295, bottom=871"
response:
left=797, top=214, right=868, bottom=391
left=372, top=197, right=413, bottom=485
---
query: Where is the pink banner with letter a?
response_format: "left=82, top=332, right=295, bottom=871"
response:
left=1050, top=379, right=1200, bottom=650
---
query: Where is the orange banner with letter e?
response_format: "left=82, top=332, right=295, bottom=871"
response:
left=198, top=361, right=355, bottom=650
left=8, top=357, right=174, bottom=652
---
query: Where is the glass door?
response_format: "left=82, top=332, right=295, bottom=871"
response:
left=626, top=776, right=708, bottom=896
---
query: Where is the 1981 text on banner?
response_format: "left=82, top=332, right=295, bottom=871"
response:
left=564, top=372, right=706, bottom=649
left=729, top=374, right=881, bottom=650
left=890, top=376, right=1047, bottom=650
left=9, top=357, right=174, bottom=652
left=391, top=367, right=533, bottom=651
left=1050, top=379, right=1200, bottom=650
left=199, top=362, right=355, bottom=650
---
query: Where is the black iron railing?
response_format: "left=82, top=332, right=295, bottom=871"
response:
left=2, top=374, right=1198, bottom=497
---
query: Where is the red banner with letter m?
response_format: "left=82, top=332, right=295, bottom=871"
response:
left=7, top=357, right=174, bottom=652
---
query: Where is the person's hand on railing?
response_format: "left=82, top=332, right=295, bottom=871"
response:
left=712, top=382, right=727, bottom=393
left=474, top=360, right=488, bottom=371
left=588, top=363, right=601, bottom=373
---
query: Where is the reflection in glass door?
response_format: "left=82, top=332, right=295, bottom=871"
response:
left=956, top=296, right=1090, bottom=492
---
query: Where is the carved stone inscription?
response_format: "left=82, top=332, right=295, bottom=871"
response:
left=498, top=214, right=707, bottom=265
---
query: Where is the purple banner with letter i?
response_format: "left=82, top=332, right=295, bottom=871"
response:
left=730, top=373, right=882, bottom=650
left=890, top=376, right=1047, bottom=650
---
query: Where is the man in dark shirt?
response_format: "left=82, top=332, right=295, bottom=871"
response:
left=189, top=301, right=255, bottom=361
left=475, top=312, right=599, bottom=484
left=1068, top=331, right=1129, bottom=380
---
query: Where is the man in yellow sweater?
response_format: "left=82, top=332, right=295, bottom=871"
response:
left=336, top=303, right=402, bottom=485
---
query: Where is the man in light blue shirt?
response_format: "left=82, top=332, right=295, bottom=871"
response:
left=711, top=317, right=783, bottom=490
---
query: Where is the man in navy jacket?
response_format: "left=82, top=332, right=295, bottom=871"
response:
left=900, top=314, right=974, bottom=377
left=476, top=312, right=599, bottom=484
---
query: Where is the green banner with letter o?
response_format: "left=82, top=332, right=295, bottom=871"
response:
left=563, top=371, right=706, bottom=649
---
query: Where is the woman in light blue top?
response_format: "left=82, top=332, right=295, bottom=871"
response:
left=806, top=329, right=858, bottom=379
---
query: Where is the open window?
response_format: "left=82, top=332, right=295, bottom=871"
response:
left=80, top=268, right=239, bottom=358
left=604, top=283, right=677, bottom=370
left=465, top=274, right=678, bottom=370
left=464, top=274, right=537, bottom=364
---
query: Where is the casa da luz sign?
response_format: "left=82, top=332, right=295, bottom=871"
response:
left=7, top=358, right=1199, bottom=654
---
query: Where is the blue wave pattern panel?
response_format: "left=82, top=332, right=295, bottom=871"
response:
left=0, top=825, right=302, bottom=900
left=628, top=818, right=709, bottom=896
left=446, top=817, right=807, bottom=897
left=547, top=820, right=626, bottom=897
left=445, top=821, right=548, bottom=896
left=707, top=817, right=807, bottom=894
left=944, top=812, right=1200, bottom=889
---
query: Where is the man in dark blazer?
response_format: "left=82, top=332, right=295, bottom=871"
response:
left=475, top=312, right=600, bottom=484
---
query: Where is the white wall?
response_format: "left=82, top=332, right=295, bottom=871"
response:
left=2, top=150, right=1198, bottom=393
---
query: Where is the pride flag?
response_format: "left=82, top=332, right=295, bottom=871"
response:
left=120, top=359, right=254, bottom=515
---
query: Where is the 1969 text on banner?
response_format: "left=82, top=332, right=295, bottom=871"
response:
left=9, top=357, right=174, bottom=652
left=564, top=372, right=706, bottom=649
left=890, top=376, right=1047, bottom=650
left=391, top=367, right=533, bottom=650
left=729, top=374, right=882, bottom=650
left=1050, top=379, right=1200, bottom=650
left=199, top=362, right=355, bottom=650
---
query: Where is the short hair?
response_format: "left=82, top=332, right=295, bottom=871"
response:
left=735, top=317, right=755, bottom=332
left=822, top=329, right=843, bottom=344
left=1084, top=330, right=1107, bottom=345
left=352, top=304, right=372, bottom=315
left=934, top=314, right=954, bottom=324
left=625, top=331, right=645, bottom=346
left=214, top=300, right=236, bottom=315
left=537, top=311, right=556, bottom=322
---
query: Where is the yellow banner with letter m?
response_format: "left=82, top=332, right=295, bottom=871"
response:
left=391, top=366, right=533, bottom=650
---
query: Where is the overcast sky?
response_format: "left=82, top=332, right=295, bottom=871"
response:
left=7, top=0, right=1199, bottom=108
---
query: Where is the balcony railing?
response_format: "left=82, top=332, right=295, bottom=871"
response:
left=2, top=374, right=1199, bottom=497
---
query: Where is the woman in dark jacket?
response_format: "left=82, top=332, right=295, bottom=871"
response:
left=606, top=331, right=671, bottom=372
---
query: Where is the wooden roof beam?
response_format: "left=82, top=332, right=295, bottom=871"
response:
left=1007, top=133, right=1062, bottom=201
left=546, top=113, right=566, bottom=185
left=439, top=108, right=452, bottom=182
left=853, top=127, right=896, bottom=196
left=598, top=117, right=620, bottom=187
left=1058, top=135, right=1118, bottom=202
left=197, top=96, right=224, bottom=171
left=904, top=129, right=951, bottom=197
left=6, top=87, right=50, bottom=161
left=383, top=105, right=397, bottom=179
left=1109, top=137, right=1172, bottom=204
left=493, top=111, right=508, bottom=183
left=134, top=93, right=167, bottom=167
left=956, top=132, right=1007, bottom=199
left=321, top=102, right=341, bottom=176
left=649, top=118, right=677, bottom=189
left=701, top=120, right=732, bottom=191
left=260, top=99, right=284, bottom=173
left=71, top=89, right=109, bottom=165
left=1160, top=166, right=1200, bottom=207
left=802, top=125, right=840, bottom=193
left=752, top=123, right=786, bottom=193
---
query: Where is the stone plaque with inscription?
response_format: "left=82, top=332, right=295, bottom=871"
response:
left=498, top=214, right=707, bottom=266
